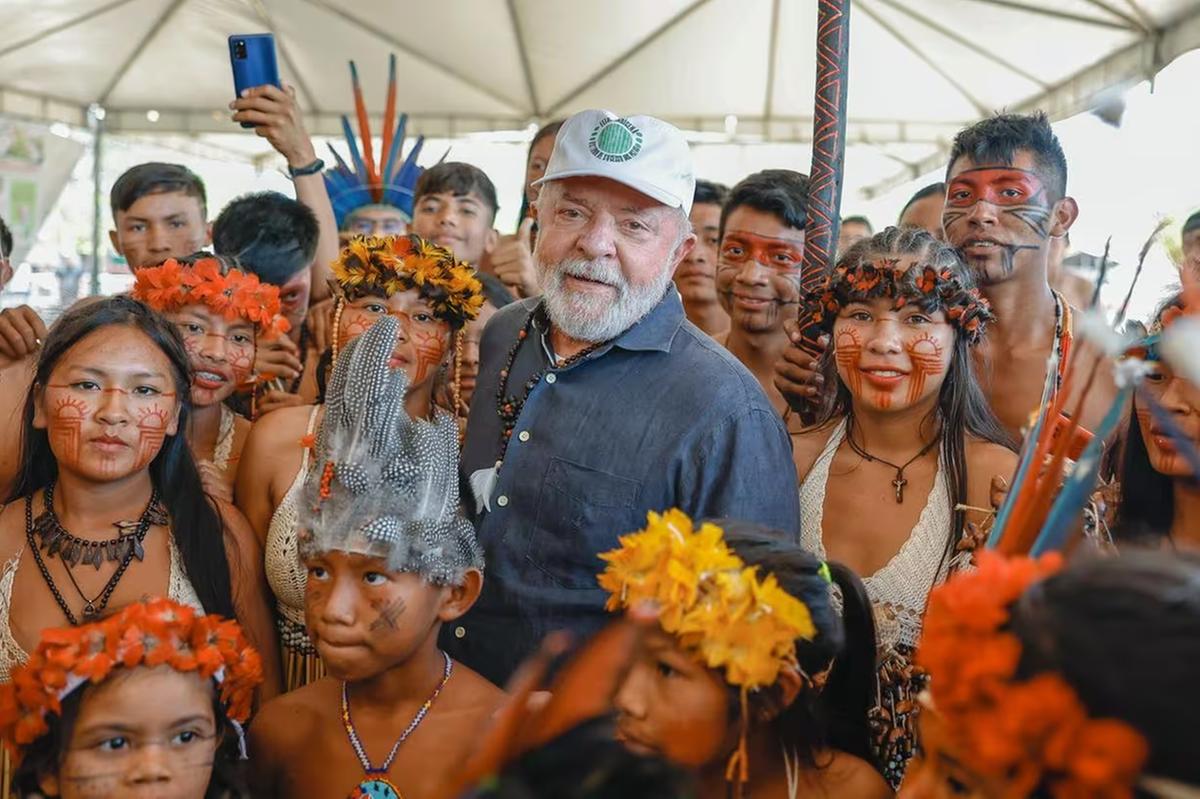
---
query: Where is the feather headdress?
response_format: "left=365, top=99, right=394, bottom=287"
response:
left=323, top=54, right=426, bottom=229
left=297, top=316, right=482, bottom=584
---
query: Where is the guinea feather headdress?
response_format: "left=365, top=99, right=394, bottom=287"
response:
left=297, top=316, right=482, bottom=584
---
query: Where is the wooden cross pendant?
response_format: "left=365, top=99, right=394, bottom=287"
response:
left=892, top=475, right=907, bottom=504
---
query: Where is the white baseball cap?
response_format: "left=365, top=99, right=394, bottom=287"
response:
left=534, top=109, right=696, bottom=214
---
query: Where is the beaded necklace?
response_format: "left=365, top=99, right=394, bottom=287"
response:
left=340, top=650, right=453, bottom=799
left=493, top=305, right=607, bottom=465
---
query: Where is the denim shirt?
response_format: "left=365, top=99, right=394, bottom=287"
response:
left=440, top=291, right=801, bottom=685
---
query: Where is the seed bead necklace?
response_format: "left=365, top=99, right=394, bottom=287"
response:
left=494, top=305, right=607, bottom=465
left=340, top=650, right=453, bottom=799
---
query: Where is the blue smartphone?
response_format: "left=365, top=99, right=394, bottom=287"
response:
left=229, top=33, right=281, bottom=128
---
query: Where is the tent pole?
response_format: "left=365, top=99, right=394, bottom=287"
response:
left=89, top=109, right=104, bottom=297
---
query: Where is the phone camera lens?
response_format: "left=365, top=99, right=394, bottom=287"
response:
left=235, top=40, right=247, bottom=58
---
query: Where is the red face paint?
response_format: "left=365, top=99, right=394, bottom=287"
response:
left=718, top=230, right=805, bottom=272
left=942, top=166, right=1053, bottom=282
left=834, top=328, right=863, bottom=397
left=50, top=396, right=89, bottom=470
left=905, top=332, right=947, bottom=405
left=945, top=168, right=1048, bottom=212
left=134, top=405, right=170, bottom=470
left=338, top=307, right=376, bottom=350
left=409, top=327, right=447, bottom=385
left=716, top=230, right=805, bottom=332
left=44, top=384, right=177, bottom=478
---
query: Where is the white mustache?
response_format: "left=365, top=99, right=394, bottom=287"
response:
left=555, top=258, right=624, bottom=291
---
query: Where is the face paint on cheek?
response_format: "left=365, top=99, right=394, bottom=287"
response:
left=50, top=397, right=90, bottom=469
left=835, top=328, right=863, bottom=396
left=906, top=332, right=948, bottom=405
left=410, top=329, right=447, bottom=384
left=229, top=343, right=254, bottom=385
left=339, top=310, right=374, bottom=349
left=133, top=405, right=170, bottom=471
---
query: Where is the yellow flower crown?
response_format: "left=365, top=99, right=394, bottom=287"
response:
left=598, top=509, right=817, bottom=690
left=331, top=234, right=484, bottom=327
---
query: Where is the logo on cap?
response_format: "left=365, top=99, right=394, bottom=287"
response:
left=588, top=118, right=644, bottom=163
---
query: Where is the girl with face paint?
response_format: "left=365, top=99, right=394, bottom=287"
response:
left=605, top=513, right=891, bottom=799
left=0, top=598, right=262, bottom=799
left=789, top=226, right=1018, bottom=786
left=236, top=234, right=482, bottom=693
left=131, top=254, right=290, bottom=503
left=1107, top=294, right=1200, bottom=549
left=0, top=298, right=282, bottom=767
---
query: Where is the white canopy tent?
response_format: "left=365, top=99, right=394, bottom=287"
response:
left=3, top=0, right=1200, bottom=201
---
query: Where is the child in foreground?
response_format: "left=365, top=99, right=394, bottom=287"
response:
left=248, top=318, right=502, bottom=799
left=0, top=597, right=262, bottom=799
left=603, top=510, right=893, bottom=799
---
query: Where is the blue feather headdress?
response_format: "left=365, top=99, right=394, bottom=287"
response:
left=323, top=54, right=425, bottom=229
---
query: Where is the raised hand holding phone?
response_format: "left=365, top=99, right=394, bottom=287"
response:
left=228, top=34, right=281, bottom=128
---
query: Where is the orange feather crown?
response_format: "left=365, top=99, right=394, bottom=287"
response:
left=131, top=257, right=290, bottom=340
left=331, top=234, right=484, bottom=327
left=0, top=598, right=263, bottom=763
left=915, top=552, right=1149, bottom=797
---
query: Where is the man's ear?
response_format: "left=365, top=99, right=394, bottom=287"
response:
left=204, top=221, right=214, bottom=248
left=1049, top=196, right=1079, bottom=238
left=669, top=232, right=697, bottom=278
left=108, top=228, right=123, bottom=259
left=484, top=228, right=499, bottom=256
left=438, top=568, right=483, bottom=622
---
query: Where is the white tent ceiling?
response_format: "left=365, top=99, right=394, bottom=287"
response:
left=2, top=0, right=1200, bottom=198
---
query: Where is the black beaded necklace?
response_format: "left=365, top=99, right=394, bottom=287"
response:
left=494, top=306, right=607, bottom=464
left=26, top=483, right=166, bottom=624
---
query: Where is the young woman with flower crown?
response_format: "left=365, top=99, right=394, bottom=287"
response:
left=790, top=226, right=1018, bottom=784
left=236, top=234, right=482, bottom=692
left=130, top=253, right=290, bottom=502
left=902, top=549, right=1200, bottom=798
left=0, top=597, right=262, bottom=799
left=604, top=510, right=893, bottom=799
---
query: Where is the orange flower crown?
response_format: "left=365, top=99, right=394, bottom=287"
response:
left=0, top=598, right=263, bottom=763
left=915, top=551, right=1149, bottom=797
left=331, top=234, right=484, bottom=327
left=132, top=257, right=290, bottom=340
left=598, top=510, right=818, bottom=691
left=803, top=257, right=994, bottom=345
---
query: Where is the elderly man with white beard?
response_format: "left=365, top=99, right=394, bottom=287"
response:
left=442, top=109, right=801, bottom=686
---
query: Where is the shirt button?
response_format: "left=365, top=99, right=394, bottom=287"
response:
left=518, top=430, right=530, bottom=442
left=497, top=495, right=509, bottom=507
left=454, top=625, right=466, bottom=639
left=545, top=373, right=557, bottom=384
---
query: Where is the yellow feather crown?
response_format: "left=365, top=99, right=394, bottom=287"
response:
left=598, top=509, right=817, bottom=689
left=331, top=234, right=484, bottom=327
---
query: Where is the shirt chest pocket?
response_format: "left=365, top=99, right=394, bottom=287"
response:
left=526, top=458, right=642, bottom=590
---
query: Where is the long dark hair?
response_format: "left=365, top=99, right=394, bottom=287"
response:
left=1010, top=550, right=1200, bottom=787
left=8, top=296, right=235, bottom=618
left=814, top=226, right=1017, bottom=564
left=1113, top=292, right=1187, bottom=546
left=721, top=523, right=879, bottom=770
left=12, top=677, right=250, bottom=798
